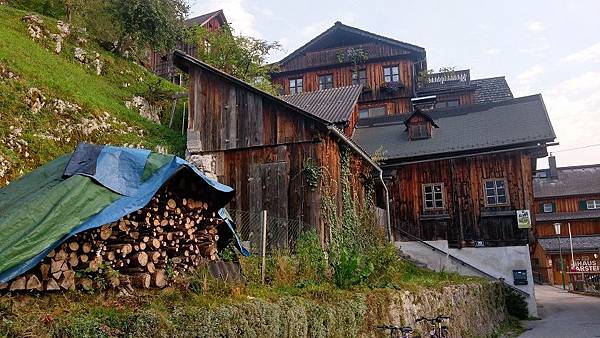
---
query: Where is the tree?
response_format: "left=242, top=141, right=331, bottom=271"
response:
left=188, top=25, right=281, bottom=95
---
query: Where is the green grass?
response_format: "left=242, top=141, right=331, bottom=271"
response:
left=0, top=5, right=186, bottom=187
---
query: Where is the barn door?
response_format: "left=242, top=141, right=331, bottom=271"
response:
left=259, top=161, right=289, bottom=250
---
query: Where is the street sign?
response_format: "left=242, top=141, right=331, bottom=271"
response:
left=517, top=210, right=532, bottom=229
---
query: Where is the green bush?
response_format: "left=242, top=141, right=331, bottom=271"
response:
left=332, top=248, right=374, bottom=289
left=504, top=287, right=528, bottom=319
left=295, top=230, right=328, bottom=284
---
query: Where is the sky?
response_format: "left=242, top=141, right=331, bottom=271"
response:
left=188, top=0, right=600, bottom=168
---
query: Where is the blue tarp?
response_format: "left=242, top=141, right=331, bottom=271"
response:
left=0, top=143, right=248, bottom=283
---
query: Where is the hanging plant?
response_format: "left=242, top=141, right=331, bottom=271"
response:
left=303, top=158, right=321, bottom=191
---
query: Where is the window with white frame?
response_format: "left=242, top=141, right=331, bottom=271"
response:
left=543, top=203, right=554, bottom=213
left=383, top=65, right=400, bottom=83
left=352, top=69, right=367, bottom=85
left=587, top=200, right=600, bottom=209
left=484, top=179, right=509, bottom=206
left=423, top=183, right=444, bottom=210
left=289, top=77, right=303, bottom=94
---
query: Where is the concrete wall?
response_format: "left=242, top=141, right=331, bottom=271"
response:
left=398, top=240, right=538, bottom=316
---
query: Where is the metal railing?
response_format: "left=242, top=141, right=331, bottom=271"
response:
left=426, top=69, right=470, bottom=84
left=570, top=273, right=600, bottom=295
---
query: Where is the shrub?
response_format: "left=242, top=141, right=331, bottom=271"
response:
left=504, top=287, right=528, bottom=320
left=295, top=230, right=328, bottom=284
left=332, top=248, right=374, bottom=289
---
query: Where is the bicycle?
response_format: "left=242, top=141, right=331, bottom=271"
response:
left=415, top=315, right=451, bottom=338
left=377, top=324, right=414, bottom=338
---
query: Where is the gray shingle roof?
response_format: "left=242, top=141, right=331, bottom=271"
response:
left=352, top=94, right=556, bottom=161
left=535, top=210, right=600, bottom=222
left=185, top=10, right=225, bottom=27
left=534, top=165, right=600, bottom=198
left=538, top=235, right=600, bottom=253
left=281, top=85, right=363, bottom=124
left=472, top=77, right=514, bottom=104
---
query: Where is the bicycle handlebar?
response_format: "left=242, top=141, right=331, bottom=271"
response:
left=415, top=315, right=451, bottom=323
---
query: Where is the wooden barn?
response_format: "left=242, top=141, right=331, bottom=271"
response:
left=173, top=51, right=384, bottom=246
left=531, top=160, right=600, bottom=286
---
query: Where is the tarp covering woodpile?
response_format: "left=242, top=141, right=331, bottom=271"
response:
left=0, top=143, right=247, bottom=283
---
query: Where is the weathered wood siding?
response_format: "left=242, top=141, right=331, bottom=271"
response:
left=390, top=151, right=534, bottom=247
left=533, top=194, right=600, bottom=238
left=273, top=58, right=416, bottom=115
left=185, top=63, right=374, bottom=245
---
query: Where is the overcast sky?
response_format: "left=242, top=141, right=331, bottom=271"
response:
left=188, top=0, right=600, bottom=168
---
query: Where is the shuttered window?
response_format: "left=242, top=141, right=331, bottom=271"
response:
left=423, top=183, right=444, bottom=210
left=484, top=179, right=509, bottom=206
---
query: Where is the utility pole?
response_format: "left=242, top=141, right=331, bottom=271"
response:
left=554, top=223, right=566, bottom=290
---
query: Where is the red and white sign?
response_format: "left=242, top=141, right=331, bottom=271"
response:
left=571, top=260, right=600, bottom=273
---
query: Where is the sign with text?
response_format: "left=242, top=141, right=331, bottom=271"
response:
left=516, top=210, right=532, bottom=229
left=571, top=260, right=600, bottom=273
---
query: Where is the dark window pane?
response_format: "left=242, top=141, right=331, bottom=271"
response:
left=435, top=200, right=443, bottom=208
left=434, top=192, right=442, bottom=200
left=426, top=201, right=433, bottom=208
left=496, top=180, right=505, bottom=189
left=487, top=197, right=496, bottom=205
left=497, top=195, right=507, bottom=204
left=424, top=186, right=432, bottom=193
left=434, top=185, right=442, bottom=193
left=485, top=181, right=494, bottom=189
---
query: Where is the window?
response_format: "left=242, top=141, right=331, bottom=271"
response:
left=423, top=183, right=444, bottom=210
left=587, top=200, right=600, bottom=209
left=409, top=124, right=430, bottom=140
left=318, top=74, right=333, bottom=90
left=352, top=69, right=367, bottom=85
left=289, top=77, right=303, bottom=94
left=359, top=106, right=386, bottom=119
left=484, top=179, right=509, bottom=206
left=543, top=203, right=554, bottom=213
left=435, top=100, right=460, bottom=109
left=383, top=65, right=399, bottom=83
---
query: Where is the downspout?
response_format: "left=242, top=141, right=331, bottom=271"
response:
left=326, top=126, right=393, bottom=242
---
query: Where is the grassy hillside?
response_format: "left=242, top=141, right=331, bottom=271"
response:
left=0, top=5, right=186, bottom=187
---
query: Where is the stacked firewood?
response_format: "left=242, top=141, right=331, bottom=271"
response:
left=0, top=183, right=224, bottom=292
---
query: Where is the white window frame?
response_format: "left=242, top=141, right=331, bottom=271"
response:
left=587, top=200, right=600, bottom=209
left=543, top=203, right=554, bottom=213
left=352, top=69, right=367, bottom=85
left=422, top=183, right=445, bottom=210
left=383, top=65, right=400, bottom=83
left=484, top=178, right=509, bottom=206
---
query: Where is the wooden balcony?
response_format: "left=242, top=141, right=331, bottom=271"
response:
left=426, top=69, right=470, bottom=85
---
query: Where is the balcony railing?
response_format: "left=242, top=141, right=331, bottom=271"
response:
left=426, top=69, right=470, bottom=84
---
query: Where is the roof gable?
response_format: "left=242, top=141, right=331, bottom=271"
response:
left=277, top=22, right=425, bottom=67
left=185, top=9, right=227, bottom=28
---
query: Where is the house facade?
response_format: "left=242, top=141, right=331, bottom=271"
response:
left=272, top=22, right=557, bottom=315
left=531, top=159, right=600, bottom=285
left=173, top=51, right=381, bottom=248
left=148, top=10, right=227, bottom=84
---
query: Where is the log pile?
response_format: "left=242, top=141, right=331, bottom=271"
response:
left=1, top=182, right=225, bottom=292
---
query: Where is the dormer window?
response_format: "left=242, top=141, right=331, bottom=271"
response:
left=404, top=109, right=438, bottom=141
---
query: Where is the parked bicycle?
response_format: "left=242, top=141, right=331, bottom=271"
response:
left=377, top=324, right=414, bottom=338
left=415, top=315, right=451, bottom=338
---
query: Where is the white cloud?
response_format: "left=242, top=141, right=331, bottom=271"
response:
left=484, top=48, right=501, bottom=55
left=527, top=21, right=544, bottom=32
left=301, top=21, right=330, bottom=38
left=564, top=42, right=600, bottom=63
left=189, top=0, right=259, bottom=37
left=514, top=65, right=544, bottom=95
left=542, top=72, right=600, bottom=166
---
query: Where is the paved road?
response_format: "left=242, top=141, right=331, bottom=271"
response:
left=520, top=285, right=600, bottom=338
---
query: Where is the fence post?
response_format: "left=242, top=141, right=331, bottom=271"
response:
left=260, top=209, right=267, bottom=284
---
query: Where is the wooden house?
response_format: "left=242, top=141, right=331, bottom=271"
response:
left=270, top=22, right=514, bottom=117
left=531, top=160, right=600, bottom=285
left=173, top=51, right=382, bottom=246
left=148, top=10, right=227, bottom=84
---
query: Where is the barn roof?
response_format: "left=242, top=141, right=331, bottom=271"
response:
left=534, top=164, right=600, bottom=198
left=276, top=21, right=425, bottom=67
left=185, top=9, right=227, bottom=27
left=352, top=94, right=556, bottom=162
left=281, top=85, right=362, bottom=124
left=538, top=235, right=600, bottom=253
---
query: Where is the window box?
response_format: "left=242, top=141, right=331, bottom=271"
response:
left=380, top=81, right=403, bottom=94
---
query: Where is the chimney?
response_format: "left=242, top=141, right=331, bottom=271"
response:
left=548, top=155, right=558, bottom=179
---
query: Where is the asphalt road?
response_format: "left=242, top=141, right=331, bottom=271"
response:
left=520, top=285, right=600, bottom=338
